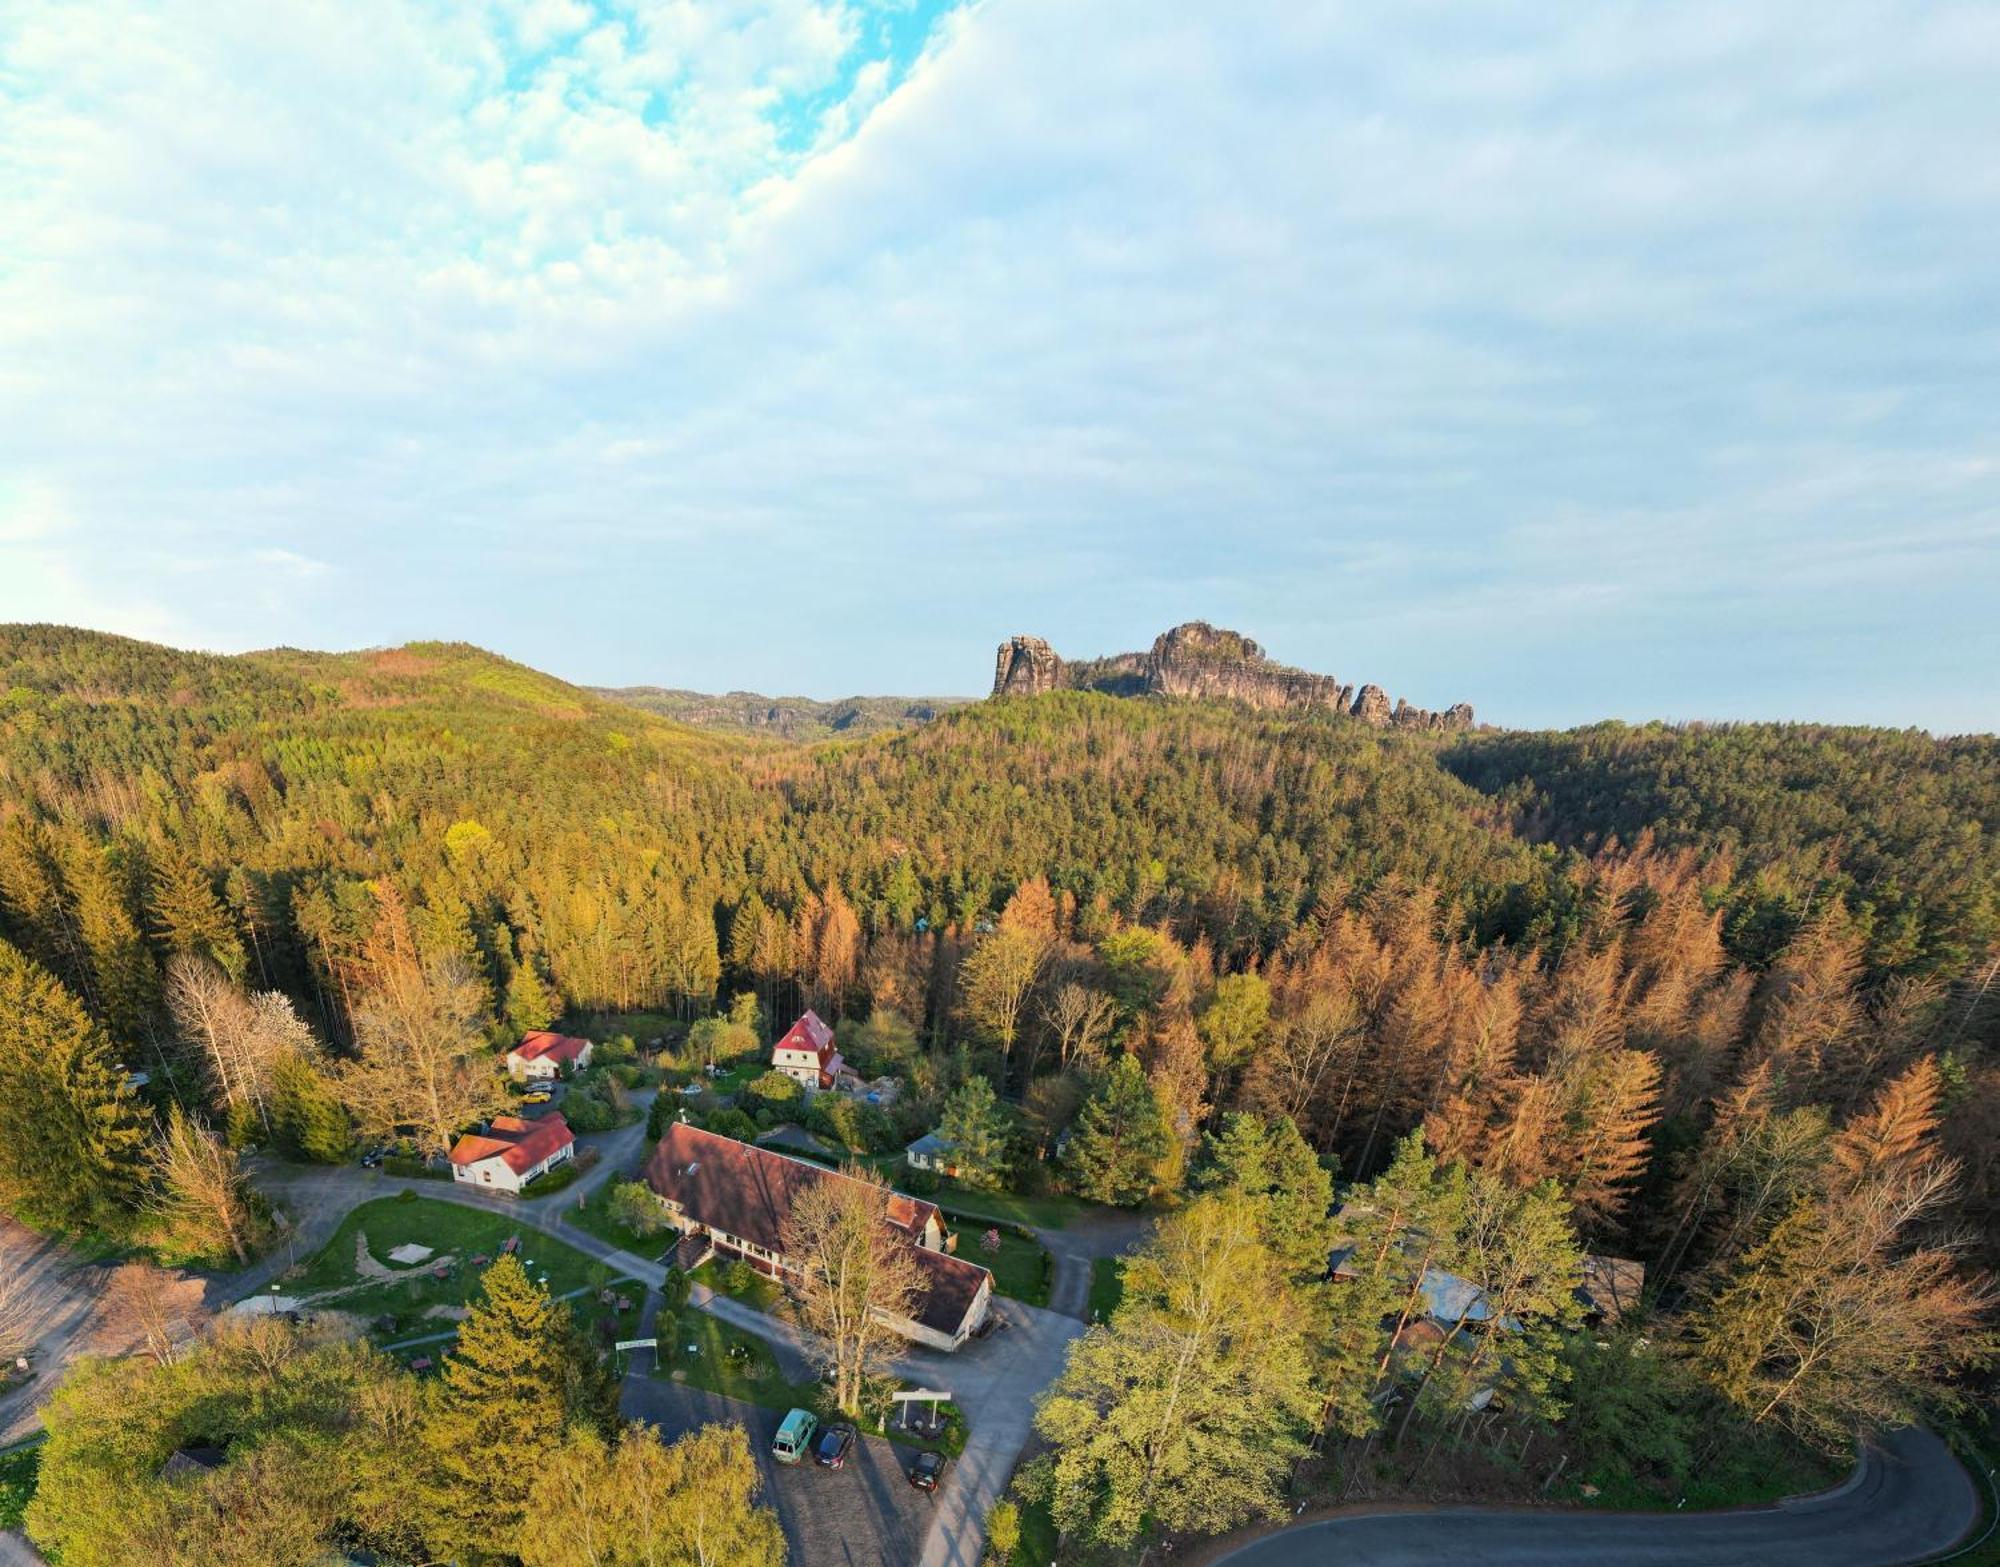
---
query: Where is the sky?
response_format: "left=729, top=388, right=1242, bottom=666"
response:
left=2, top=0, right=1998, bottom=732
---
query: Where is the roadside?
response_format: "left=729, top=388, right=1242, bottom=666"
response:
left=1186, top=1426, right=1980, bottom=1567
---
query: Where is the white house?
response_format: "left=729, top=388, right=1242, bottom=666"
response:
left=448, top=1113, right=576, bottom=1194
left=770, top=1010, right=843, bottom=1094
left=904, top=1131, right=960, bottom=1177
left=506, top=1030, right=594, bottom=1081
left=644, top=1122, right=994, bottom=1352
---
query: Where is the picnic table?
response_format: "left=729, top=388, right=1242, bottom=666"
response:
left=502, top=1235, right=520, bottom=1255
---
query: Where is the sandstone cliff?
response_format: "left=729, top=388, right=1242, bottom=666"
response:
left=990, top=621, right=1474, bottom=731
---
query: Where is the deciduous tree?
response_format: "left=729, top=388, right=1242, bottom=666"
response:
left=780, top=1164, right=923, bottom=1416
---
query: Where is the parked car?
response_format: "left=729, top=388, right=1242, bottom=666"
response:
left=813, top=1424, right=856, bottom=1470
left=771, top=1408, right=819, bottom=1465
left=521, top=1091, right=553, bottom=1105
left=359, top=1148, right=386, bottom=1168
left=907, top=1451, right=946, bottom=1492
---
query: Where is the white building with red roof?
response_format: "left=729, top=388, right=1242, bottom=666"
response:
left=505, top=1030, right=594, bottom=1081
left=448, top=1113, right=576, bottom=1194
left=771, top=1010, right=843, bottom=1093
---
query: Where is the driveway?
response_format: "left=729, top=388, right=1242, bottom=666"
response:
left=1029, top=1207, right=1151, bottom=1323
left=622, top=1377, right=937, bottom=1567
left=1205, top=1426, right=1978, bottom=1567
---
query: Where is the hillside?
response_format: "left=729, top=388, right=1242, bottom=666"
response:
left=595, top=684, right=967, bottom=742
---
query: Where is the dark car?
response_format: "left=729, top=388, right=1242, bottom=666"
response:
left=907, top=1451, right=946, bottom=1492
left=813, top=1424, right=856, bottom=1469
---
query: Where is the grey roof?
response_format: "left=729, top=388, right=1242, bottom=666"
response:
left=906, top=1131, right=956, bottom=1158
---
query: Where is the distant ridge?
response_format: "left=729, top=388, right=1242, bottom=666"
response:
left=595, top=686, right=968, bottom=742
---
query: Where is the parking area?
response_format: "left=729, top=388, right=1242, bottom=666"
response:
left=620, top=1378, right=939, bottom=1567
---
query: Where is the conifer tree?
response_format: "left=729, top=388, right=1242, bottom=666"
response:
left=421, top=1256, right=581, bottom=1559
left=1194, top=1112, right=1336, bottom=1281
left=1830, top=1054, right=1943, bottom=1190
left=1064, top=1054, right=1171, bottom=1207
left=937, top=1074, right=1012, bottom=1189
left=145, top=840, right=247, bottom=980
left=0, top=937, right=152, bottom=1234
left=505, top=957, right=559, bottom=1034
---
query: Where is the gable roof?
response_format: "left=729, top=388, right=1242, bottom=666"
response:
left=773, top=1011, right=836, bottom=1062
left=1577, top=1254, right=1645, bottom=1323
left=449, top=1112, right=575, bottom=1175
left=644, top=1122, right=988, bottom=1335
left=510, top=1031, right=592, bottom=1066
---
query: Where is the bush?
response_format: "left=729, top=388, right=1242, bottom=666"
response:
left=984, top=1499, right=1021, bottom=1565
left=521, top=1161, right=583, bottom=1196
left=807, top=1095, right=896, bottom=1154
left=597, top=1033, right=638, bottom=1064
left=385, top=1158, right=447, bottom=1182
left=562, top=1087, right=619, bottom=1133
left=902, top=1165, right=940, bottom=1196
left=661, top=1268, right=692, bottom=1312
left=702, top=1107, right=757, bottom=1143
left=723, top=1260, right=758, bottom=1296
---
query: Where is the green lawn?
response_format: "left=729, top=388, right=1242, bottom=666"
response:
left=652, top=1311, right=965, bottom=1457
left=933, top=1184, right=1125, bottom=1231
left=1007, top=1489, right=1059, bottom=1567
left=565, top=1182, right=677, bottom=1261
left=286, top=1195, right=625, bottom=1330
left=691, top=1257, right=784, bottom=1313
left=959, top=1225, right=1050, bottom=1307
left=0, top=1438, right=42, bottom=1531
left=1087, top=1256, right=1124, bottom=1322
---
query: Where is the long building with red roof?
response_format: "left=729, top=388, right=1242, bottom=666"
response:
left=643, top=1121, right=993, bottom=1352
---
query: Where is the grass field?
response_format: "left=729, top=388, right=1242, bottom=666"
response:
left=692, top=1257, right=784, bottom=1313
left=1088, top=1256, right=1124, bottom=1321
left=565, top=1182, right=676, bottom=1261
left=959, top=1225, right=1050, bottom=1306
left=287, top=1195, right=623, bottom=1329
left=932, top=1184, right=1126, bottom=1231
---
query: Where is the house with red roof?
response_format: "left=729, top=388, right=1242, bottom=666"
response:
left=505, top=1030, right=594, bottom=1082
left=448, top=1113, right=576, bottom=1194
left=770, top=1010, right=843, bottom=1093
left=643, top=1121, right=994, bottom=1352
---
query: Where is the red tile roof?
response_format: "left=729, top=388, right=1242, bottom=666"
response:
left=511, top=1031, right=591, bottom=1066
left=644, top=1122, right=988, bottom=1337
left=449, top=1113, right=575, bottom=1175
left=773, top=1011, right=836, bottom=1063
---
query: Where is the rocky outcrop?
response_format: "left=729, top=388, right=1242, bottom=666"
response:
left=993, top=635, right=1066, bottom=697
left=990, top=621, right=1474, bottom=731
left=1143, top=622, right=1353, bottom=713
left=1350, top=684, right=1392, bottom=725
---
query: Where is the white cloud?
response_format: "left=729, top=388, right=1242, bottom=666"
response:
left=0, top=0, right=1996, bottom=726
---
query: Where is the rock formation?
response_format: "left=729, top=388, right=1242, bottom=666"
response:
left=990, top=621, right=1474, bottom=731
left=993, top=635, right=1066, bottom=697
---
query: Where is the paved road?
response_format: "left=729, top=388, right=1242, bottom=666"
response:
left=1207, top=1426, right=1978, bottom=1567
left=623, top=1377, right=937, bottom=1567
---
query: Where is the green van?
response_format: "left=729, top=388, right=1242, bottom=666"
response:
left=772, top=1408, right=820, bottom=1464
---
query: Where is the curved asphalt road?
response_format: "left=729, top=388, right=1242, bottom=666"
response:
left=1211, top=1426, right=1977, bottom=1567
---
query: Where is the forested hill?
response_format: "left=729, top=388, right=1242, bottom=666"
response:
left=2, top=622, right=1998, bottom=1261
